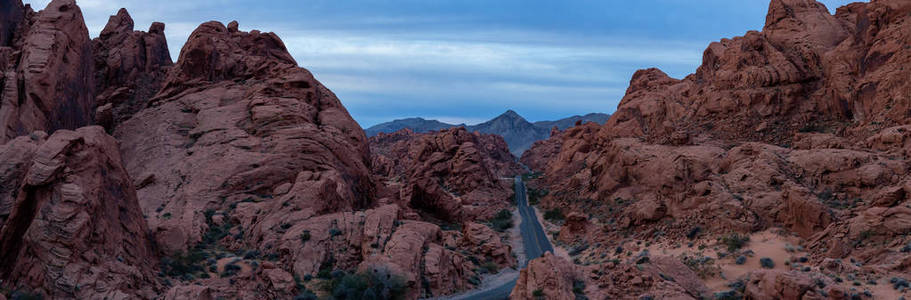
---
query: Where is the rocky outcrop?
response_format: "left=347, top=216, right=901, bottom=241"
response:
left=0, top=0, right=95, bottom=143
left=0, top=126, right=157, bottom=299
left=743, top=270, right=845, bottom=300
left=115, top=20, right=374, bottom=254
left=601, top=0, right=911, bottom=145
left=519, top=1, right=911, bottom=297
left=460, top=222, right=517, bottom=267
left=510, top=253, right=579, bottom=300
left=370, top=128, right=521, bottom=222
left=92, top=8, right=172, bottom=130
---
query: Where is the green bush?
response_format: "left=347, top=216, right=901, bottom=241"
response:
left=161, top=249, right=209, bottom=278
left=544, top=208, right=564, bottom=221
left=221, top=263, right=242, bottom=277
left=300, top=230, right=311, bottom=245
left=759, top=257, right=775, bottom=269
left=720, top=233, right=750, bottom=252
left=532, top=289, right=545, bottom=299
left=480, top=261, right=499, bottom=274
left=489, top=209, right=514, bottom=232
left=9, top=290, right=43, bottom=300
left=293, top=290, right=318, bottom=300
left=322, top=268, right=406, bottom=300
left=528, top=188, right=548, bottom=206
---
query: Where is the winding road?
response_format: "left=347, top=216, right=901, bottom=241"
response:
left=433, top=176, right=554, bottom=300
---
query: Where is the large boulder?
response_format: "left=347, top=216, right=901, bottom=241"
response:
left=0, top=0, right=95, bottom=143
left=0, top=126, right=157, bottom=298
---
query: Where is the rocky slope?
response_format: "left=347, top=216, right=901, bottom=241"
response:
left=0, top=126, right=158, bottom=299
left=520, top=0, right=911, bottom=299
left=365, top=110, right=610, bottom=154
left=370, top=127, right=523, bottom=222
left=0, top=0, right=522, bottom=299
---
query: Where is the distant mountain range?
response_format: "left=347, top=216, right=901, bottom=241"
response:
left=365, top=110, right=610, bottom=155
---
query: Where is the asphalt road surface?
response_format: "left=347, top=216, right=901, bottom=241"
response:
left=439, top=176, right=554, bottom=300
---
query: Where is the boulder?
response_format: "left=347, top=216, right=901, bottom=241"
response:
left=0, top=126, right=157, bottom=298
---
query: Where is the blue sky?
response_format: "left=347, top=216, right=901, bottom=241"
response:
left=26, top=0, right=863, bottom=127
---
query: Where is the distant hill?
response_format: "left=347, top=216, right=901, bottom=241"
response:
left=465, top=110, right=548, bottom=155
left=534, top=113, right=611, bottom=130
left=364, top=117, right=462, bottom=136
left=365, top=111, right=610, bottom=155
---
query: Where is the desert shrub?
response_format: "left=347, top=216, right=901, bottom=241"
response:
left=161, top=249, right=210, bottom=278
left=322, top=268, right=407, bottom=300
left=9, top=290, right=43, bottom=300
left=891, top=277, right=910, bottom=290
left=569, top=243, right=589, bottom=256
left=532, top=289, right=545, bottom=299
left=528, top=188, right=549, bottom=205
left=489, top=209, right=514, bottom=232
left=720, top=233, right=750, bottom=252
left=544, top=208, right=564, bottom=221
left=221, top=263, right=242, bottom=277
left=329, top=228, right=343, bottom=237
left=480, top=261, right=499, bottom=274
left=682, top=255, right=719, bottom=278
left=572, top=279, right=586, bottom=295
left=759, top=257, right=775, bottom=269
left=714, top=290, right=741, bottom=300
left=293, top=290, right=318, bottom=300
left=735, top=256, right=747, bottom=265
left=687, top=226, right=702, bottom=239
left=300, top=230, right=311, bottom=245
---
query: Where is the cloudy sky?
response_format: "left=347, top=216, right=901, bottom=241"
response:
left=25, top=0, right=862, bottom=127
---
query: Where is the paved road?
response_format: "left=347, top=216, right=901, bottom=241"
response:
left=438, top=176, right=553, bottom=300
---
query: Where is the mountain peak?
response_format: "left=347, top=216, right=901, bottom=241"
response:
left=501, top=109, right=521, bottom=119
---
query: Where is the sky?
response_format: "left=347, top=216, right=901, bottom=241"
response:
left=24, top=0, right=864, bottom=127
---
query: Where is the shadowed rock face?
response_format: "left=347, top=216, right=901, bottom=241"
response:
left=519, top=0, right=911, bottom=299
left=93, top=8, right=172, bottom=130
left=0, top=126, right=157, bottom=299
left=0, top=0, right=95, bottom=143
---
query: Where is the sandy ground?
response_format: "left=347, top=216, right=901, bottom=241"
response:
left=643, top=229, right=908, bottom=298
left=533, top=206, right=570, bottom=260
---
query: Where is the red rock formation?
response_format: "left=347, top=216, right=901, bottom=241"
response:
left=0, top=126, right=157, bottom=298
left=510, top=253, right=579, bottom=300
left=93, top=8, right=172, bottom=129
left=601, top=0, right=911, bottom=145
left=460, top=222, right=517, bottom=267
left=520, top=1, right=911, bottom=298
left=114, top=20, right=374, bottom=254
left=370, top=128, right=521, bottom=221
left=743, top=270, right=845, bottom=300
left=0, top=0, right=95, bottom=143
